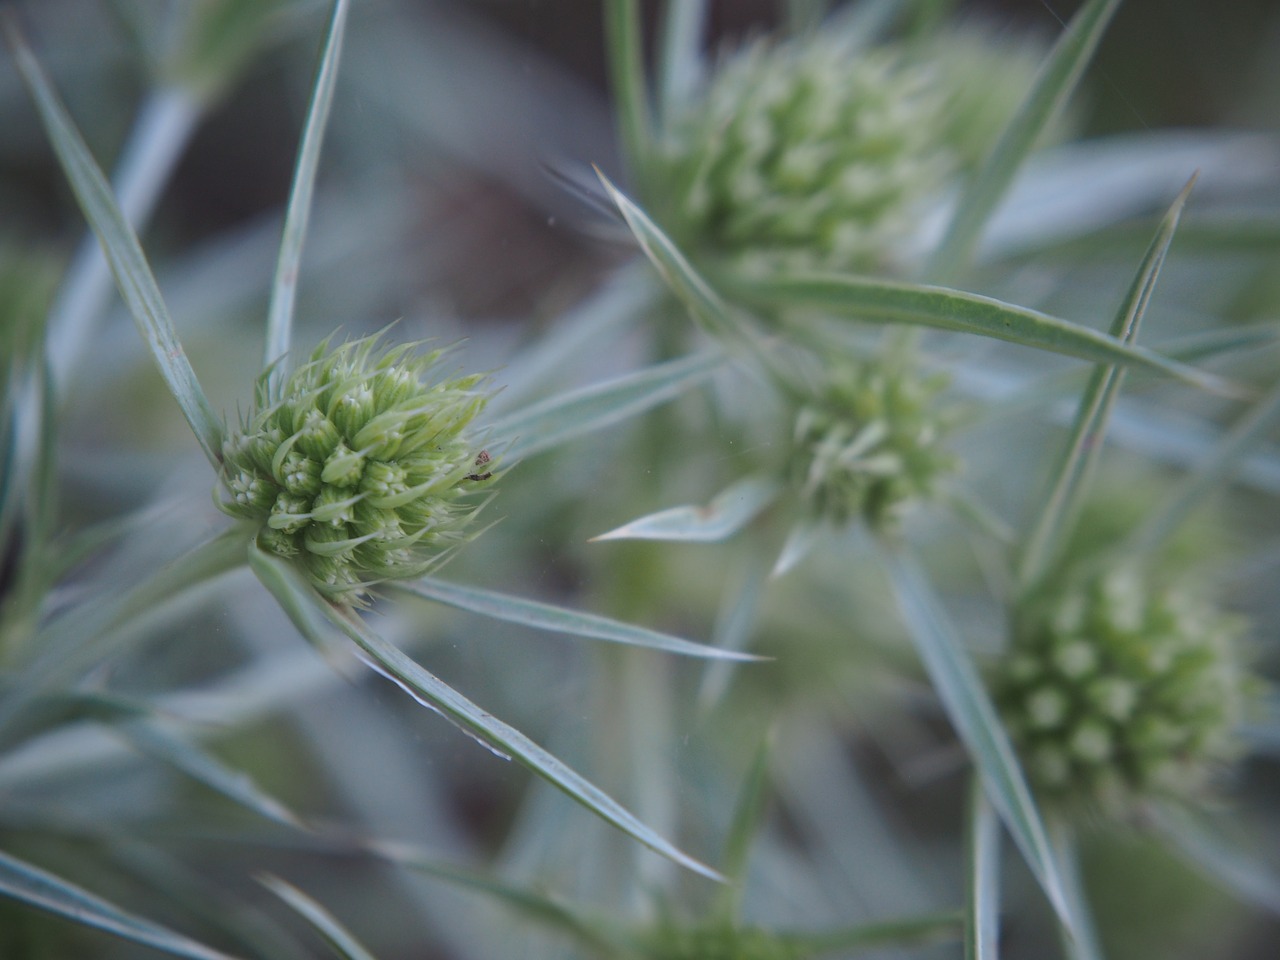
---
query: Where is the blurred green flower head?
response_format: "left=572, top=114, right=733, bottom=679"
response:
left=218, top=334, right=493, bottom=604
left=997, top=562, right=1255, bottom=819
left=788, top=355, right=957, bottom=530
left=658, top=30, right=953, bottom=276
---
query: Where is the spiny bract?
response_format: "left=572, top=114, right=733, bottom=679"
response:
left=996, top=563, right=1253, bottom=819
left=218, top=335, right=493, bottom=604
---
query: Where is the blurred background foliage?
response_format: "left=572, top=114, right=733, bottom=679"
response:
left=2, top=1, right=1280, bottom=959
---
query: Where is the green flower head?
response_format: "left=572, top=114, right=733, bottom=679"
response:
left=996, top=563, right=1255, bottom=819
left=218, top=334, right=494, bottom=604
left=657, top=31, right=954, bottom=276
left=788, top=354, right=958, bottom=530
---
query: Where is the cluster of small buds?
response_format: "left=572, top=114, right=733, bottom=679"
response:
left=218, top=335, right=493, bottom=604
left=995, top=563, right=1252, bottom=818
left=787, top=356, right=957, bottom=530
left=658, top=31, right=954, bottom=276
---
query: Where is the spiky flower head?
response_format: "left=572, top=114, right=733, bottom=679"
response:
left=787, top=354, right=958, bottom=530
left=995, top=562, right=1253, bottom=819
left=657, top=30, right=954, bottom=276
left=218, top=334, right=493, bottom=604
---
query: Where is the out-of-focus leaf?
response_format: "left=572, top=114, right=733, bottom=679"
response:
left=390, top=577, right=761, bottom=661
left=264, top=0, right=350, bottom=376
left=714, top=733, right=773, bottom=920
left=879, top=545, right=1075, bottom=934
left=592, top=476, right=781, bottom=544
left=603, top=0, right=652, bottom=177
left=1130, top=379, right=1280, bottom=553
left=115, top=721, right=303, bottom=829
left=0, top=849, right=239, bottom=960
left=4, top=19, right=223, bottom=467
left=925, top=0, right=1122, bottom=282
left=259, top=876, right=379, bottom=960
left=1154, top=806, right=1280, bottom=917
left=966, top=777, right=1000, bottom=960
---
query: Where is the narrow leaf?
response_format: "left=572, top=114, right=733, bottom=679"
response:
left=771, top=517, right=823, bottom=577
left=879, top=545, right=1075, bottom=932
left=488, top=349, right=724, bottom=461
left=925, top=0, right=1122, bottom=283
left=965, top=777, right=1000, bottom=960
left=264, top=0, right=350, bottom=375
left=259, top=876, right=379, bottom=960
left=0, top=849, right=238, bottom=960
left=1051, top=826, right=1105, bottom=960
left=729, top=272, right=1238, bottom=396
left=656, top=0, right=706, bottom=123
left=1018, top=176, right=1197, bottom=591
left=4, top=19, right=223, bottom=467
left=714, top=732, right=773, bottom=921
left=388, top=576, right=761, bottom=661
left=115, top=722, right=303, bottom=829
left=247, top=545, right=722, bottom=882
left=591, top=476, right=781, bottom=543
left=603, top=0, right=652, bottom=177
left=597, top=170, right=784, bottom=370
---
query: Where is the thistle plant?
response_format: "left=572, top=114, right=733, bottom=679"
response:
left=3, top=1, right=1280, bottom=959
left=219, top=336, right=493, bottom=604
left=997, top=557, right=1252, bottom=818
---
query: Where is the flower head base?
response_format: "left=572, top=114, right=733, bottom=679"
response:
left=996, top=564, right=1253, bottom=819
left=658, top=32, right=954, bottom=276
left=788, top=356, right=957, bottom=530
left=219, top=335, right=493, bottom=604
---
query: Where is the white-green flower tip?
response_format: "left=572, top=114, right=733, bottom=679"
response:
left=997, top=563, right=1255, bottom=819
left=218, top=334, right=493, bottom=604
left=788, top=356, right=957, bottom=530
left=657, top=32, right=954, bottom=276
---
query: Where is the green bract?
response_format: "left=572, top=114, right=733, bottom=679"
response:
left=787, top=355, right=957, bottom=530
left=658, top=33, right=953, bottom=276
left=218, top=335, right=493, bottom=603
left=996, top=563, right=1253, bottom=818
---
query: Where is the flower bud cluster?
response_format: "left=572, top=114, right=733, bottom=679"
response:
left=218, top=335, right=492, bottom=603
left=788, top=356, right=957, bottom=529
left=996, top=564, right=1252, bottom=817
left=659, top=33, right=953, bottom=276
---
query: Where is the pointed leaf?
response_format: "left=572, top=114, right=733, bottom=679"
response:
left=597, top=171, right=783, bottom=370
left=259, top=876, right=379, bottom=960
left=247, top=545, right=722, bottom=882
left=0, top=849, right=239, bottom=960
left=592, top=476, right=781, bottom=543
left=879, top=545, right=1075, bottom=933
left=656, top=0, right=706, bottom=123
left=389, top=576, right=761, bottom=661
left=728, top=272, right=1239, bottom=396
left=926, top=0, right=1122, bottom=283
left=115, top=722, right=303, bottom=830
left=488, top=349, right=724, bottom=461
left=1051, top=826, right=1105, bottom=960
left=4, top=20, right=223, bottom=467
left=264, top=0, right=351, bottom=375
left=771, top=517, right=823, bottom=577
left=965, top=777, right=1000, bottom=960
left=1018, top=176, right=1197, bottom=591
